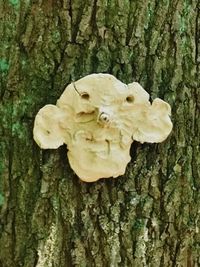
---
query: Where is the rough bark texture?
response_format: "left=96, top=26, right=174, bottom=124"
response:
left=0, top=0, right=199, bottom=266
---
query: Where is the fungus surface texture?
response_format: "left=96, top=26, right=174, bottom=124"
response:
left=33, top=73, right=173, bottom=182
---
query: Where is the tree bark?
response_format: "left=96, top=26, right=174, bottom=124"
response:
left=0, top=0, right=199, bottom=266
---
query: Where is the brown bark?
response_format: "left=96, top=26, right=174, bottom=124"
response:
left=0, top=0, right=199, bottom=266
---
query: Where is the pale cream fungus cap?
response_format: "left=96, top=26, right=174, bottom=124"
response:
left=33, top=73, right=173, bottom=182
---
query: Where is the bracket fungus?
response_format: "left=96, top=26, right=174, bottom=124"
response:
left=33, top=73, right=173, bottom=182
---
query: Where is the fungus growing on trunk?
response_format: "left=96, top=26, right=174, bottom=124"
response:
left=33, top=73, right=173, bottom=182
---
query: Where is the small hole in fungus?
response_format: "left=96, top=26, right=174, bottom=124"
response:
left=81, top=92, right=90, bottom=100
left=126, top=95, right=134, bottom=103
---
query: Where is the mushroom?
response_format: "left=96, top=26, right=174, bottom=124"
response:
left=33, top=74, right=173, bottom=182
left=33, top=105, right=66, bottom=149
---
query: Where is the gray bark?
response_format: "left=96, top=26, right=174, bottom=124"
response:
left=0, top=0, right=199, bottom=266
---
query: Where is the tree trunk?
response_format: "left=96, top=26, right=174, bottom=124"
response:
left=0, top=0, right=199, bottom=266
